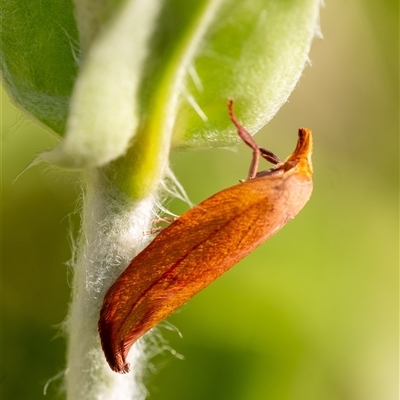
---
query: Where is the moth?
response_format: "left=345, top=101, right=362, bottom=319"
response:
left=99, top=100, right=313, bottom=373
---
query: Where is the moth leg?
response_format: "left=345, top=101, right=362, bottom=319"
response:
left=228, top=99, right=280, bottom=179
left=259, top=147, right=281, bottom=165
left=228, top=99, right=259, bottom=179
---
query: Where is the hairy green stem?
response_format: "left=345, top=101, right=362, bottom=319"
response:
left=65, top=169, right=159, bottom=399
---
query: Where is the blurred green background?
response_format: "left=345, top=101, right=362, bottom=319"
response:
left=2, top=1, right=398, bottom=399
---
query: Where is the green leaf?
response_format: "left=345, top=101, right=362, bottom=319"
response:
left=39, top=0, right=164, bottom=169
left=0, top=0, right=79, bottom=134
left=172, top=0, right=321, bottom=146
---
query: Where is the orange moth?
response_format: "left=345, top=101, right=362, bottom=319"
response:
left=99, top=100, right=313, bottom=373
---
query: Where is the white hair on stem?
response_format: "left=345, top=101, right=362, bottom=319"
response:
left=64, top=168, right=155, bottom=399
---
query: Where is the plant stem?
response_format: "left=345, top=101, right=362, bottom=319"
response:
left=65, top=168, right=157, bottom=400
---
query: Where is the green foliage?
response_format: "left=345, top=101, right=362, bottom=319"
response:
left=1, top=0, right=319, bottom=199
left=0, top=0, right=78, bottom=134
